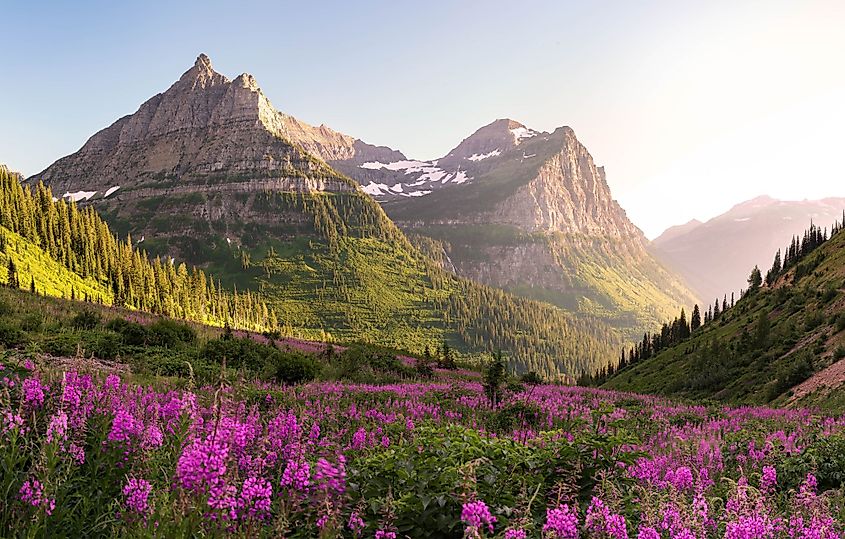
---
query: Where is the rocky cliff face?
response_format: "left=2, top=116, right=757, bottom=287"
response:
left=33, top=54, right=355, bottom=200
left=376, top=123, right=699, bottom=337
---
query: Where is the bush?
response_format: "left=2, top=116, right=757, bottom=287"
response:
left=106, top=318, right=149, bottom=346
left=87, top=332, right=123, bottom=360
left=42, top=332, right=80, bottom=357
left=0, top=299, right=12, bottom=317
left=0, top=320, right=24, bottom=348
left=266, top=351, right=319, bottom=385
left=836, top=314, right=845, bottom=333
left=71, top=309, right=101, bottom=330
left=520, top=371, right=544, bottom=385
left=201, top=337, right=267, bottom=372
left=768, top=356, right=815, bottom=401
left=147, top=319, right=196, bottom=348
left=834, top=345, right=845, bottom=361
left=19, top=313, right=43, bottom=332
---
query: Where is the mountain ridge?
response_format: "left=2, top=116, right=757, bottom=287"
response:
left=27, top=55, right=624, bottom=380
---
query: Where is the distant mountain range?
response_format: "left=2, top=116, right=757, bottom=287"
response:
left=652, top=196, right=845, bottom=303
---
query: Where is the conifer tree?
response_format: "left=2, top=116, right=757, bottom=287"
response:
left=747, top=266, right=763, bottom=291
left=691, top=304, right=702, bottom=332
left=6, top=258, right=19, bottom=289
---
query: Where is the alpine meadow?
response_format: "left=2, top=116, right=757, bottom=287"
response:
left=2, top=2, right=845, bottom=538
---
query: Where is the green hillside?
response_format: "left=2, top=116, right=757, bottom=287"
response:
left=88, top=181, right=622, bottom=380
left=603, top=219, right=845, bottom=409
left=0, top=166, right=274, bottom=331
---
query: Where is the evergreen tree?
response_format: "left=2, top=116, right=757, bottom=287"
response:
left=713, top=299, right=721, bottom=320
left=30, top=276, right=35, bottom=294
left=691, top=304, right=702, bottom=332
left=6, top=258, right=19, bottom=289
left=483, top=350, right=507, bottom=408
left=747, top=266, right=763, bottom=291
left=766, top=249, right=782, bottom=286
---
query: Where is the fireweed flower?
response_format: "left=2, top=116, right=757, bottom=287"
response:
left=505, top=529, right=527, bottom=539
left=108, top=409, right=144, bottom=445
left=585, top=497, right=628, bottom=539
left=22, top=378, right=47, bottom=408
left=375, top=531, right=397, bottom=539
left=19, top=479, right=55, bottom=516
left=238, top=476, right=272, bottom=520
left=122, top=477, right=153, bottom=515
left=314, top=456, right=346, bottom=495
left=280, top=459, right=311, bottom=491
left=176, top=435, right=230, bottom=493
left=636, top=527, right=660, bottom=539
left=347, top=511, right=365, bottom=535
left=760, top=466, right=777, bottom=494
left=45, top=410, right=68, bottom=444
left=543, top=504, right=578, bottom=538
left=461, top=500, right=497, bottom=535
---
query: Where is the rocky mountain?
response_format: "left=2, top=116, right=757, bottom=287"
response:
left=28, top=54, right=624, bottom=380
left=376, top=123, right=701, bottom=339
left=652, top=196, right=845, bottom=303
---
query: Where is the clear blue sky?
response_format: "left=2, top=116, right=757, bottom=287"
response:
left=2, top=0, right=844, bottom=237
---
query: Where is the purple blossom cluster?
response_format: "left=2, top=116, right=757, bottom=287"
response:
left=1, top=362, right=845, bottom=537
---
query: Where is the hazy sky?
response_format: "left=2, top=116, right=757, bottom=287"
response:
left=2, top=0, right=844, bottom=237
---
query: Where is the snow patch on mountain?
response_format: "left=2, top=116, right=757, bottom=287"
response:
left=510, top=127, right=538, bottom=142
left=467, top=149, right=501, bottom=161
left=104, top=186, right=121, bottom=198
left=63, top=190, right=98, bottom=202
left=360, top=160, right=431, bottom=171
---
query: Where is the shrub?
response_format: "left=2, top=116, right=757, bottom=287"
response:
left=0, top=298, right=12, bottom=317
left=834, top=345, right=845, bottom=361
left=87, top=332, right=123, bottom=360
left=266, top=351, right=319, bottom=385
left=0, top=320, right=24, bottom=348
left=768, top=356, right=815, bottom=401
left=201, top=337, right=267, bottom=372
left=107, top=318, right=149, bottom=346
left=71, top=309, right=101, bottom=330
left=147, top=319, right=196, bottom=348
left=520, top=371, right=543, bottom=385
left=19, top=313, right=43, bottom=332
left=836, top=314, right=845, bottom=333
left=42, top=332, right=80, bottom=357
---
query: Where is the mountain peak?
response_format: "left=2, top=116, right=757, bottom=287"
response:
left=195, top=53, right=212, bottom=70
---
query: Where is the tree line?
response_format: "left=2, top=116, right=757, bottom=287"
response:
left=583, top=213, right=845, bottom=386
left=0, top=166, right=277, bottom=331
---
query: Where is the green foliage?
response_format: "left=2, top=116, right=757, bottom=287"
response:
left=0, top=320, right=24, bottom=348
left=605, top=220, right=845, bottom=409
left=71, top=309, right=101, bottom=330
left=265, top=351, right=319, bottom=385
left=768, top=355, right=815, bottom=401
left=347, top=423, right=640, bottom=536
left=482, top=350, right=507, bottom=408
left=0, top=166, right=276, bottom=332
left=836, top=314, right=845, bottom=333
left=147, top=319, right=196, bottom=348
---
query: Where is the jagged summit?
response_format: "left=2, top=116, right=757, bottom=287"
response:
left=195, top=53, right=212, bottom=70
left=31, top=54, right=355, bottom=198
